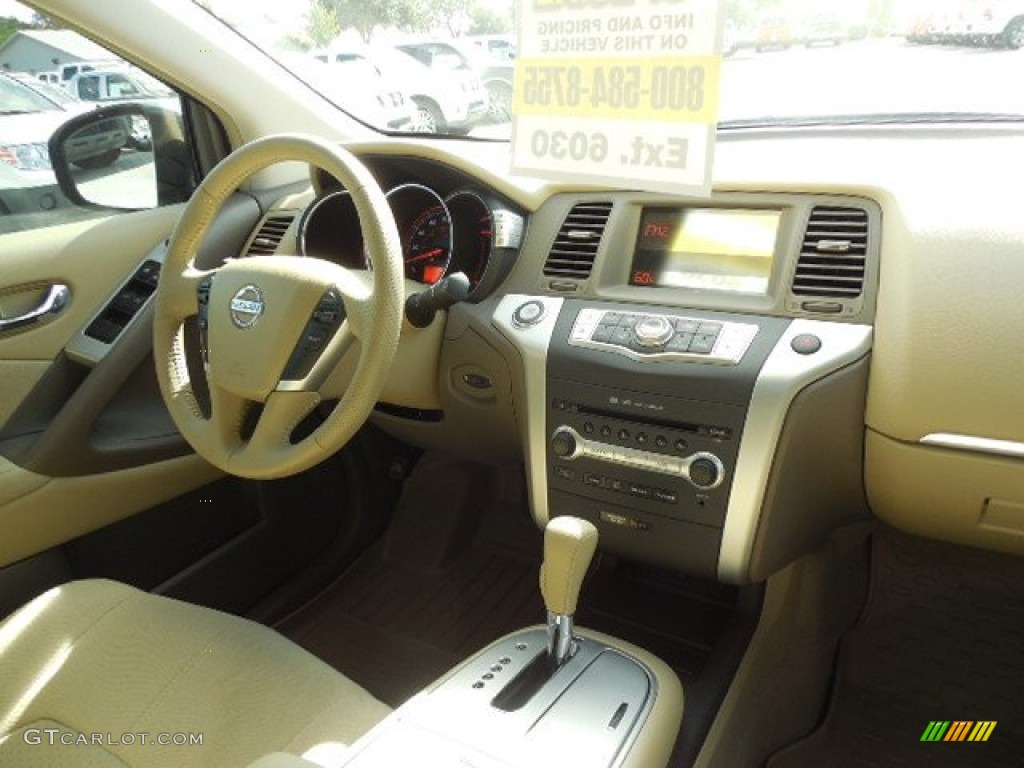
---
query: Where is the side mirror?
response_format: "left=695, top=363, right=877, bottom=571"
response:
left=48, top=102, right=193, bottom=211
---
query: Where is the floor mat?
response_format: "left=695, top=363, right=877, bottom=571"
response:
left=768, top=527, right=1024, bottom=768
left=276, top=457, right=747, bottom=713
left=277, top=460, right=546, bottom=707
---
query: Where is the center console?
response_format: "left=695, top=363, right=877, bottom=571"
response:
left=494, top=293, right=871, bottom=584
left=316, top=516, right=684, bottom=768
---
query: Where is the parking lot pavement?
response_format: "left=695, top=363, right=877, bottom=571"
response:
left=719, top=38, right=1024, bottom=122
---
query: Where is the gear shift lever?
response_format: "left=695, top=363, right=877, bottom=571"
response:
left=540, top=516, right=598, bottom=667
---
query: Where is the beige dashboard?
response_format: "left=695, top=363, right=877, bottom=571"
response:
left=333, top=127, right=1024, bottom=560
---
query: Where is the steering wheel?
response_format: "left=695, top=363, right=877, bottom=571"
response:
left=154, top=134, right=404, bottom=479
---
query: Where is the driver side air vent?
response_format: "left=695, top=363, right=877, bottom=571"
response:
left=246, top=213, right=296, bottom=256
left=792, top=206, right=869, bottom=298
left=543, top=202, right=613, bottom=280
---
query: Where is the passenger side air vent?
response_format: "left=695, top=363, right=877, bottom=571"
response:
left=543, top=202, right=613, bottom=280
left=246, top=213, right=295, bottom=256
left=792, top=206, right=869, bottom=298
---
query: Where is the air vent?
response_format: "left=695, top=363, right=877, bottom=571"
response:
left=543, top=202, right=613, bottom=280
left=246, top=213, right=295, bottom=256
left=792, top=206, right=869, bottom=298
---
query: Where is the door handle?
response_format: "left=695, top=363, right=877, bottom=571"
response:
left=0, top=284, right=70, bottom=334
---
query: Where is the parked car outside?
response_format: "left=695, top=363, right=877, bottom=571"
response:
left=756, top=16, right=793, bottom=51
left=323, top=45, right=486, bottom=134
left=66, top=68, right=179, bottom=150
left=55, top=59, right=124, bottom=84
left=963, top=0, right=1024, bottom=47
left=296, top=53, right=416, bottom=131
left=799, top=14, right=847, bottom=47
left=396, top=38, right=512, bottom=123
left=462, top=33, right=516, bottom=61
left=6, top=72, right=92, bottom=114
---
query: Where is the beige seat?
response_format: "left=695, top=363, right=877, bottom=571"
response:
left=0, top=579, right=390, bottom=767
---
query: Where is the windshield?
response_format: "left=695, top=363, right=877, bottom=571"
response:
left=1, top=0, right=1021, bottom=133
left=184, top=0, right=1024, bottom=136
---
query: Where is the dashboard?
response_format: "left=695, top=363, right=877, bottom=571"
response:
left=223, top=126, right=1024, bottom=585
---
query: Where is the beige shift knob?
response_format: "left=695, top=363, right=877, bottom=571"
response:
left=540, top=516, right=599, bottom=616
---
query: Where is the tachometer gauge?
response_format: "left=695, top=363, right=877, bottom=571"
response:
left=405, top=205, right=452, bottom=284
left=445, top=191, right=494, bottom=290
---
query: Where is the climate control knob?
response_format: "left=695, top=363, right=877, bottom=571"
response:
left=551, top=428, right=579, bottom=459
left=687, top=454, right=724, bottom=490
left=633, top=316, right=674, bottom=348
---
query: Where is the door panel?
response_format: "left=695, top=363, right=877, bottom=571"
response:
left=0, top=204, right=230, bottom=567
left=0, top=206, right=183, bottom=364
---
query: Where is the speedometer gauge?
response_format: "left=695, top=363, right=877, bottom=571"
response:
left=405, top=205, right=451, bottom=284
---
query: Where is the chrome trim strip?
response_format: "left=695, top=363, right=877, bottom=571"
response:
left=493, top=294, right=565, bottom=527
left=919, top=433, right=1024, bottom=459
left=552, top=425, right=725, bottom=489
left=718, top=319, right=872, bottom=583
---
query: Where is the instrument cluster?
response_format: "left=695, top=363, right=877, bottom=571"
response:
left=298, top=182, right=502, bottom=293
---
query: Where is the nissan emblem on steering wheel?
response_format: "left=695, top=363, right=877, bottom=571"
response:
left=229, top=285, right=265, bottom=329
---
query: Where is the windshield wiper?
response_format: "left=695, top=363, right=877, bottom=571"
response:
left=719, top=112, right=1024, bottom=130
left=0, top=109, right=34, bottom=115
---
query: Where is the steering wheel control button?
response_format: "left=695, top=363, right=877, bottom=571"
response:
left=791, top=333, right=823, bottom=355
left=313, top=290, right=344, bottom=325
left=512, top=300, right=546, bottom=328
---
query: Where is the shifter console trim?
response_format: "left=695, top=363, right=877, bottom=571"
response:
left=339, top=627, right=661, bottom=768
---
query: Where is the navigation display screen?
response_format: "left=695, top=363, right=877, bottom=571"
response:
left=630, top=207, right=782, bottom=294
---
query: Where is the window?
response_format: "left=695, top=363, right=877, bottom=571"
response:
left=0, top=3, right=190, bottom=235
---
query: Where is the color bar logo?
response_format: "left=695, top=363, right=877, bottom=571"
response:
left=921, top=721, right=997, bottom=742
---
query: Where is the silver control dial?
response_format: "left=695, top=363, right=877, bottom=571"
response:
left=633, top=316, right=674, bottom=347
left=551, top=428, right=580, bottom=459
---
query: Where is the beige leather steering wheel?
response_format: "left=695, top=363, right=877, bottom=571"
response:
left=154, top=134, right=404, bottom=479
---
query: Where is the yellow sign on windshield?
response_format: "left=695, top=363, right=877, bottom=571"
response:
left=512, top=0, right=723, bottom=196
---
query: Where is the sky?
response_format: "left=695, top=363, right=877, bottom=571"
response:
left=0, top=0, right=33, bottom=21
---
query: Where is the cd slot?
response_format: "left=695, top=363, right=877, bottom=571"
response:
left=572, top=402, right=732, bottom=441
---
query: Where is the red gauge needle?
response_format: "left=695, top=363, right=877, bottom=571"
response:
left=406, top=248, right=444, bottom=264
